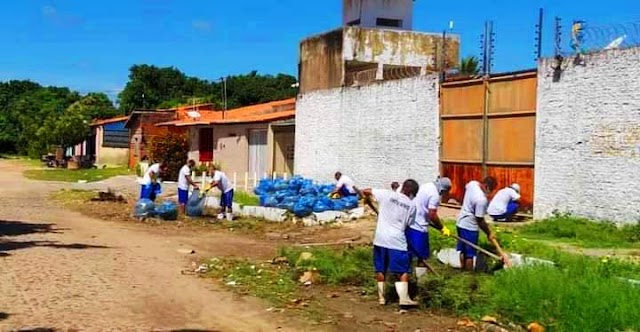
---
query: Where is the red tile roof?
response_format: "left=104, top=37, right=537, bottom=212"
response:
left=155, top=98, right=295, bottom=127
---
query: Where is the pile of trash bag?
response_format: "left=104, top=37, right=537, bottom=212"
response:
left=133, top=199, right=178, bottom=221
left=254, top=176, right=360, bottom=217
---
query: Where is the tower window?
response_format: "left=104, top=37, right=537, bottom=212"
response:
left=376, top=18, right=402, bottom=28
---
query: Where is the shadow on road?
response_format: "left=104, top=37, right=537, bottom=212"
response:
left=0, top=240, right=109, bottom=253
left=0, top=220, right=60, bottom=237
left=14, top=329, right=56, bottom=332
left=170, top=330, right=221, bottom=332
left=0, top=312, right=8, bottom=320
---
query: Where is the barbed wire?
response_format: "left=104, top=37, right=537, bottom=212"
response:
left=568, top=20, right=640, bottom=55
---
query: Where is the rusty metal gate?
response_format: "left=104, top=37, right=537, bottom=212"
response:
left=440, top=70, right=537, bottom=211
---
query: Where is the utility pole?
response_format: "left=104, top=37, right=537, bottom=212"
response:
left=535, top=8, right=544, bottom=59
left=219, top=77, right=227, bottom=119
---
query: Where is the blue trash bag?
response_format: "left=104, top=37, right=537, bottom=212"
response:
left=273, top=179, right=289, bottom=191
left=332, top=199, right=346, bottom=211
left=275, top=191, right=288, bottom=202
left=299, top=196, right=316, bottom=208
left=255, top=179, right=275, bottom=195
left=134, top=198, right=156, bottom=218
left=264, top=196, right=279, bottom=207
left=277, top=202, right=296, bottom=212
left=259, top=195, right=269, bottom=206
left=299, top=186, right=317, bottom=196
left=313, top=200, right=330, bottom=213
left=288, top=179, right=302, bottom=192
left=292, top=202, right=313, bottom=217
left=281, top=195, right=300, bottom=204
left=186, top=189, right=207, bottom=217
left=156, top=201, right=178, bottom=221
left=343, top=196, right=359, bottom=210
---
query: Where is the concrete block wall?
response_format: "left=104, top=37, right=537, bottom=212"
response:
left=534, top=48, right=640, bottom=224
left=295, top=75, right=440, bottom=189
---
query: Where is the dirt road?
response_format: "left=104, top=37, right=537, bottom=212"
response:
left=0, top=160, right=310, bottom=332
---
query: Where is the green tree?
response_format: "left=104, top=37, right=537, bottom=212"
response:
left=117, top=65, right=298, bottom=113
left=459, top=56, right=481, bottom=76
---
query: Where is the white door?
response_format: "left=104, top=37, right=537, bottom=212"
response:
left=248, top=129, right=268, bottom=178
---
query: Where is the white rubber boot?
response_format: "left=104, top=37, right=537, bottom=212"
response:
left=216, top=213, right=225, bottom=220
left=377, top=282, right=386, bottom=305
left=415, top=267, right=428, bottom=280
left=226, top=213, right=234, bottom=221
left=395, top=281, right=418, bottom=306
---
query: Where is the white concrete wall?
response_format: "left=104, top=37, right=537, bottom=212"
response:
left=343, top=0, right=413, bottom=30
left=295, top=74, right=440, bottom=189
left=534, top=48, right=640, bottom=224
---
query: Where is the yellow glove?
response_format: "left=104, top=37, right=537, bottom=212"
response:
left=329, top=193, right=340, bottom=199
left=441, top=226, right=451, bottom=237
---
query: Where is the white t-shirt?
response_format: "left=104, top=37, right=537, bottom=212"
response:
left=487, top=187, right=521, bottom=216
left=212, top=170, right=232, bottom=193
left=177, top=165, right=192, bottom=191
left=336, top=175, right=356, bottom=194
left=456, top=181, right=489, bottom=231
left=141, top=163, right=161, bottom=185
left=372, top=189, right=417, bottom=251
left=409, top=182, right=441, bottom=233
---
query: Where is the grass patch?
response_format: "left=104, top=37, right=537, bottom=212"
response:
left=24, top=167, right=131, bottom=182
left=517, top=213, right=640, bottom=249
left=205, top=257, right=297, bottom=306
left=234, top=191, right=260, bottom=207
left=50, top=189, right=96, bottom=203
left=280, top=246, right=375, bottom=288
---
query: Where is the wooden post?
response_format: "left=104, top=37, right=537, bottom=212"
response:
left=253, top=172, right=257, bottom=188
left=244, top=172, right=249, bottom=192
left=202, top=171, right=207, bottom=188
left=233, top=172, right=237, bottom=190
left=272, top=172, right=277, bottom=180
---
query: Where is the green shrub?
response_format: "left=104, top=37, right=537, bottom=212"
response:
left=148, top=131, right=189, bottom=181
left=234, top=191, right=260, bottom=207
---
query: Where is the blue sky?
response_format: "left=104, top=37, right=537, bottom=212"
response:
left=0, top=0, right=637, bottom=100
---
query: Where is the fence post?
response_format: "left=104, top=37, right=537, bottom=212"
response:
left=233, top=172, right=237, bottom=190
left=244, top=172, right=248, bottom=192
left=283, top=173, right=288, bottom=180
left=253, top=172, right=257, bottom=188
left=272, top=172, right=277, bottom=180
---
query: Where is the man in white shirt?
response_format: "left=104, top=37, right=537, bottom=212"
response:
left=456, top=176, right=510, bottom=270
left=140, top=162, right=167, bottom=201
left=331, top=172, right=357, bottom=198
left=358, top=179, right=419, bottom=307
left=208, top=164, right=234, bottom=221
left=407, top=177, right=453, bottom=279
left=487, top=183, right=521, bottom=222
left=177, top=160, right=199, bottom=214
